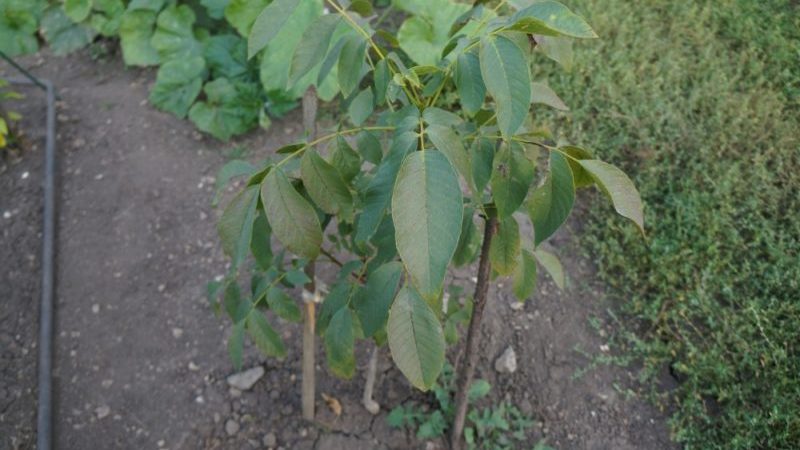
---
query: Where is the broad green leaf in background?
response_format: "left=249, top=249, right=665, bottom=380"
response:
left=453, top=206, right=481, bottom=267
left=128, top=0, right=166, bottom=11
left=317, top=282, right=354, bottom=336
left=151, top=4, right=204, bottom=61
left=189, top=78, right=262, bottom=140
left=353, top=261, right=403, bottom=338
left=205, top=34, right=251, bottom=80
left=289, top=13, right=341, bottom=85
left=489, top=216, right=520, bottom=276
left=225, top=0, right=269, bottom=37
left=40, top=6, right=96, bottom=55
left=217, top=185, right=259, bottom=268
left=392, top=150, right=464, bottom=304
left=528, top=150, right=575, bottom=245
left=559, top=146, right=593, bottom=188
left=509, top=1, right=597, bottom=39
left=490, top=142, right=535, bottom=219
left=337, top=34, right=367, bottom=98
left=394, top=0, right=470, bottom=66
left=354, top=131, right=416, bottom=243
left=261, top=167, right=322, bottom=259
left=90, top=0, right=126, bottom=37
left=533, top=248, right=564, bottom=289
left=348, top=88, right=374, bottom=126
left=577, top=160, right=645, bottom=233
left=530, top=81, right=569, bottom=111
left=250, top=210, right=273, bottom=269
left=325, top=307, right=356, bottom=379
left=422, top=107, right=462, bottom=127
left=356, top=131, right=383, bottom=164
left=471, top=138, right=495, bottom=195
left=331, top=136, right=362, bottom=182
left=454, top=52, right=485, bottom=116
left=200, top=0, right=229, bottom=19
left=248, top=0, right=302, bottom=58
left=247, top=310, right=287, bottom=357
left=149, top=56, right=205, bottom=118
left=0, top=0, right=41, bottom=56
left=266, top=287, right=302, bottom=322
left=387, top=286, right=446, bottom=390
left=64, top=0, right=92, bottom=22
left=373, top=58, right=390, bottom=106
left=512, top=249, right=537, bottom=301
left=119, top=9, right=160, bottom=66
left=480, top=35, right=531, bottom=137
left=300, top=148, right=353, bottom=219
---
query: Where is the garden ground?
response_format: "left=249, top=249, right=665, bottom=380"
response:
left=0, top=51, right=673, bottom=449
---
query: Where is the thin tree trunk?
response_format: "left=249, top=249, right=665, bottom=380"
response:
left=301, top=87, right=318, bottom=421
left=450, top=214, right=498, bottom=450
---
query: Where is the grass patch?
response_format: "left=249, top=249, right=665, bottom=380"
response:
left=533, top=0, right=800, bottom=448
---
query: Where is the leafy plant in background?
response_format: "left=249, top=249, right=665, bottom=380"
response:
left=0, top=77, right=23, bottom=154
left=213, top=0, right=643, bottom=448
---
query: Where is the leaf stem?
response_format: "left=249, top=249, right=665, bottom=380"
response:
left=274, top=126, right=395, bottom=168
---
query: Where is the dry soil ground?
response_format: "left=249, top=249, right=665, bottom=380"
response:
left=0, top=51, right=674, bottom=450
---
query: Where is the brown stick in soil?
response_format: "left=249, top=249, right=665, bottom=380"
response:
left=301, top=87, right=318, bottom=421
left=450, top=214, right=498, bottom=449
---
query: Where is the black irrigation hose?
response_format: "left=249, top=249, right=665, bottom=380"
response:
left=2, top=51, right=57, bottom=450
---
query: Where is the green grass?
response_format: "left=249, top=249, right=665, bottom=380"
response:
left=533, top=1, right=800, bottom=448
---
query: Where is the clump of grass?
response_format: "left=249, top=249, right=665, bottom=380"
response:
left=534, top=0, right=800, bottom=448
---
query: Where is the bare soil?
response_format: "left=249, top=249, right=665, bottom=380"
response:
left=0, top=50, right=675, bottom=450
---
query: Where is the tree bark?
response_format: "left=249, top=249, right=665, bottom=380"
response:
left=450, top=214, right=498, bottom=450
left=301, top=87, right=318, bottom=421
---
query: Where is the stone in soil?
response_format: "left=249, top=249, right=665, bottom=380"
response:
left=494, top=346, right=518, bottom=374
left=226, top=366, right=265, bottom=391
left=225, top=419, right=240, bottom=436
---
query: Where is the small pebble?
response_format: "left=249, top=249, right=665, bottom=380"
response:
left=95, top=405, right=110, bottom=419
left=225, top=419, right=240, bottom=436
left=262, top=432, right=277, bottom=447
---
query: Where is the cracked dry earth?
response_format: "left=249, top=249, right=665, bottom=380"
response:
left=0, top=50, right=675, bottom=450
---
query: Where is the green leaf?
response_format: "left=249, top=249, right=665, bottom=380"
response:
left=348, top=88, right=374, bottom=126
left=353, top=261, right=403, bottom=338
left=490, top=142, right=535, bottom=219
left=128, top=0, right=166, bottom=11
left=528, top=150, right=575, bottom=245
left=325, top=307, right=356, bottom=379
left=577, top=160, right=645, bottom=233
left=289, top=13, right=341, bottom=85
left=149, top=56, right=205, bottom=118
left=490, top=216, right=520, bottom=276
left=188, top=79, right=262, bottom=140
left=471, top=138, right=494, bottom=195
left=151, top=4, right=203, bottom=61
left=454, top=51, right=486, bottom=116
left=317, top=282, right=354, bottom=335
left=387, top=286, right=446, bottom=390
left=0, top=0, right=40, bottom=56
left=266, top=287, right=302, bottom=322
left=224, top=0, right=269, bottom=37
left=331, top=136, right=361, bottom=182
left=468, top=379, right=492, bottom=401
left=559, top=146, right=593, bottom=188
left=200, top=0, right=229, bottom=19
left=534, top=248, right=564, bottom=290
left=205, top=34, right=251, bottom=80
left=535, top=35, right=572, bottom=70
left=512, top=249, right=537, bottom=301
left=373, top=58, right=390, bottom=106
left=355, top=131, right=416, bottom=243
left=480, top=35, right=531, bottom=137
left=248, top=0, right=301, bottom=58
left=337, top=34, right=367, bottom=97
left=40, top=6, right=95, bottom=55
left=251, top=210, right=273, bottom=269
left=395, top=0, right=470, bottom=66
left=530, top=81, right=568, bottom=111
left=422, top=107, right=462, bottom=127
left=64, top=0, right=92, bottom=22
left=228, top=320, right=245, bottom=370
left=426, top=124, right=473, bottom=193
left=247, top=310, right=287, bottom=357
left=214, top=159, right=256, bottom=205
left=453, top=206, right=481, bottom=267
left=300, top=148, right=353, bottom=219
left=510, top=1, right=597, bottom=39
left=90, top=0, right=125, bottom=37
left=217, top=185, right=259, bottom=268
left=119, top=10, right=160, bottom=66
left=262, top=167, right=323, bottom=259
left=317, top=36, right=346, bottom=86
left=392, top=150, right=463, bottom=304
left=356, top=131, right=383, bottom=164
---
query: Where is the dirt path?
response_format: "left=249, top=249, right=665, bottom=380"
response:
left=1, top=51, right=673, bottom=450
